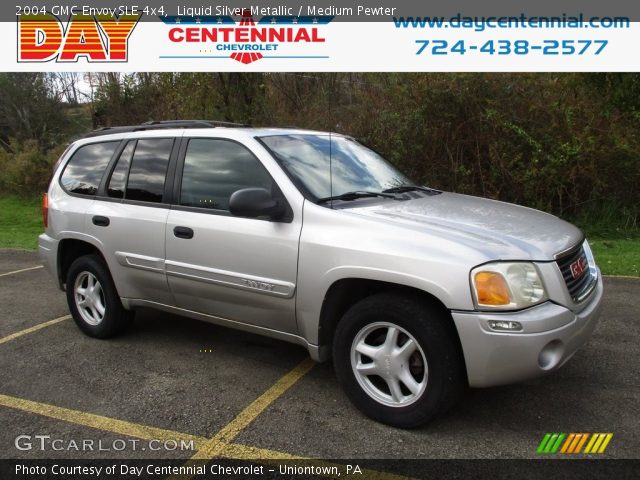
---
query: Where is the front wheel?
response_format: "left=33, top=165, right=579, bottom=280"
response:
left=66, top=254, right=131, bottom=339
left=333, top=293, right=465, bottom=428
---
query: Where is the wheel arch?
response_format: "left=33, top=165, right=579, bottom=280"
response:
left=316, top=276, right=466, bottom=376
left=57, top=236, right=108, bottom=290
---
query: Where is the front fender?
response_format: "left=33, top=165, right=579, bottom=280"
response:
left=296, top=265, right=459, bottom=346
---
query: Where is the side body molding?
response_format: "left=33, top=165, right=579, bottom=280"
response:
left=165, top=259, right=296, bottom=298
left=115, top=252, right=296, bottom=298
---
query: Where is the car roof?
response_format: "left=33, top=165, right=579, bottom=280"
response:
left=77, top=120, right=340, bottom=142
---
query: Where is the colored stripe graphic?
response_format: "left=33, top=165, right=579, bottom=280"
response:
left=559, top=433, right=575, bottom=453
left=584, top=433, right=614, bottom=453
left=565, top=433, right=587, bottom=453
left=574, top=433, right=589, bottom=453
left=537, top=433, right=566, bottom=453
left=538, top=433, right=613, bottom=454
left=537, top=433, right=552, bottom=453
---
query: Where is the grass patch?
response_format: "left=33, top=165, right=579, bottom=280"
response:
left=0, top=196, right=42, bottom=250
left=588, top=239, right=640, bottom=277
left=569, top=202, right=639, bottom=277
left=0, top=196, right=638, bottom=276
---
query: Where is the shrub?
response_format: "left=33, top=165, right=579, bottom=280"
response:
left=0, top=140, right=66, bottom=196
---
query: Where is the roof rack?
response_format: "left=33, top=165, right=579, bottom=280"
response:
left=82, top=120, right=252, bottom=138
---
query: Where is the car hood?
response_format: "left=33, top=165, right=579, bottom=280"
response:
left=348, top=192, right=583, bottom=261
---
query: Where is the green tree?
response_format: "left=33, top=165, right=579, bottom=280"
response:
left=0, top=73, right=70, bottom=150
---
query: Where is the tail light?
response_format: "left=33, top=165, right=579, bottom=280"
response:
left=42, top=193, right=49, bottom=228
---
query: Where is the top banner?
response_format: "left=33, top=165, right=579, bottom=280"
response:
left=3, top=1, right=639, bottom=71
left=4, top=1, right=640, bottom=21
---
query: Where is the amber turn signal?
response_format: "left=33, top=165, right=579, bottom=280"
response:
left=474, top=271, right=511, bottom=306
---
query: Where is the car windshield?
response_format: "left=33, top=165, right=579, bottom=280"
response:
left=259, top=134, right=414, bottom=202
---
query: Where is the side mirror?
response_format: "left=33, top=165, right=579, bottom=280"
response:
left=229, top=188, right=285, bottom=220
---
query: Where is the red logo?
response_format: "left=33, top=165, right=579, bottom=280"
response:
left=570, top=256, right=588, bottom=279
left=162, top=9, right=332, bottom=65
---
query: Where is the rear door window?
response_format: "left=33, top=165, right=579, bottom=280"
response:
left=60, top=141, right=119, bottom=195
left=125, top=138, right=174, bottom=203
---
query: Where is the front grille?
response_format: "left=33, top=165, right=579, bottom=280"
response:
left=556, top=243, right=596, bottom=302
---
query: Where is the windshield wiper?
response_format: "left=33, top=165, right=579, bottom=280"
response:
left=317, top=190, right=398, bottom=205
left=382, top=185, right=441, bottom=195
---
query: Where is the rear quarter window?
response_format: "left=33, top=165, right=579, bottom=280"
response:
left=60, top=141, right=119, bottom=195
left=125, top=138, right=174, bottom=203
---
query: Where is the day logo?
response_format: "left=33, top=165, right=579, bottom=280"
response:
left=17, top=12, right=141, bottom=62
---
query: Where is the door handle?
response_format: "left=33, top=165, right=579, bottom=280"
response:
left=173, top=226, right=194, bottom=239
left=92, top=215, right=110, bottom=227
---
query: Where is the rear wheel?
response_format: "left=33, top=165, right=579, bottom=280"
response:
left=66, top=254, right=131, bottom=338
left=333, top=292, right=464, bottom=428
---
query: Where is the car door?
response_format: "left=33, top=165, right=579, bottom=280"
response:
left=164, top=136, right=302, bottom=334
left=85, top=136, right=178, bottom=306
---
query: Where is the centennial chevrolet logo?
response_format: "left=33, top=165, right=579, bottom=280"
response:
left=161, top=9, right=332, bottom=64
left=17, top=12, right=140, bottom=62
left=570, top=256, right=588, bottom=279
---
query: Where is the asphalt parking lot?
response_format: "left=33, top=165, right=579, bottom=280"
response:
left=0, top=249, right=638, bottom=473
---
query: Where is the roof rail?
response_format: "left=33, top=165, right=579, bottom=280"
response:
left=140, top=120, right=251, bottom=128
left=81, top=119, right=251, bottom=138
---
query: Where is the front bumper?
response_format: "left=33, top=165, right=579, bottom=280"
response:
left=452, top=271, right=604, bottom=387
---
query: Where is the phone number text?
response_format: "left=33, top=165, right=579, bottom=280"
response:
left=415, top=39, right=608, bottom=56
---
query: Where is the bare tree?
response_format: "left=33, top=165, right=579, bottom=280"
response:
left=51, top=73, right=81, bottom=104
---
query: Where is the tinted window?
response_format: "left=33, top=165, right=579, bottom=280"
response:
left=60, top=142, right=119, bottom=195
left=107, top=141, right=134, bottom=199
left=126, top=138, right=174, bottom=203
left=180, top=139, right=273, bottom=211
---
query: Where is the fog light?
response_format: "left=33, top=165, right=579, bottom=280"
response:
left=538, top=340, right=564, bottom=370
left=487, top=320, right=523, bottom=332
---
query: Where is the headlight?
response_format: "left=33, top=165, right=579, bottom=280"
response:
left=471, top=262, right=548, bottom=310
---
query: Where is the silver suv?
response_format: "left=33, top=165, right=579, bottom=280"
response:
left=39, top=120, right=603, bottom=428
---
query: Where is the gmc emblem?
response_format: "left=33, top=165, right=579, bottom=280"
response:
left=570, top=256, right=588, bottom=279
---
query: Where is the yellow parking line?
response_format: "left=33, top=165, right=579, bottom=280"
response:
left=0, top=315, right=71, bottom=346
left=0, top=393, right=294, bottom=459
left=0, top=358, right=315, bottom=454
left=193, top=357, right=315, bottom=458
left=0, top=391, right=411, bottom=480
left=0, top=265, right=44, bottom=277
left=0, top=393, right=207, bottom=449
left=220, top=442, right=304, bottom=461
left=167, top=358, right=315, bottom=480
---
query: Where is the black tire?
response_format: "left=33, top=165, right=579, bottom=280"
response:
left=66, top=254, right=131, bottom=339
left=332, top=292, right=465, bottom=428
